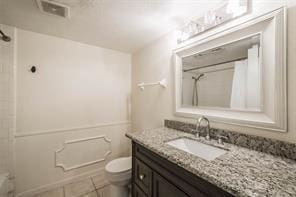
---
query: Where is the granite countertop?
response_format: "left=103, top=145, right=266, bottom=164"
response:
left=126, top=127, right=296, bottom=197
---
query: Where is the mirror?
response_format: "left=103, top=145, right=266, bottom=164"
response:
left=181, top=35, right=261, bottom=111
left=174, top=8, right=287, bottom=132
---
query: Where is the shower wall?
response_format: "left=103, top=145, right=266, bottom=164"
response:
left=182, top=64, right=234, bottom=108
left=0, top=24, right=15, bottom=176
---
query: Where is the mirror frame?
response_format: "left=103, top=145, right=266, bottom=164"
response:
left=173, top=7, right=287, bottom=132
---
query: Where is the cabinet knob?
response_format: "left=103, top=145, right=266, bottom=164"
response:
left=139, top=174, right=145, bottom=181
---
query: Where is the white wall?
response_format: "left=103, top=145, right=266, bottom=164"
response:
left=132, top=0, right=296, bottom=143
left=14, top=29, right=131, bottom=196
left=0, top=24, right=15, bottom=176
left=132, top=32, right=175, bottom=130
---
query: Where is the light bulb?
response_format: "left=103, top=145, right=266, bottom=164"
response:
left=226, top=0, right=245, bottom=17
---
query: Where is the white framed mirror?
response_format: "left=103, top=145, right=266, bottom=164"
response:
left=174, top=7, right=287, bottom=132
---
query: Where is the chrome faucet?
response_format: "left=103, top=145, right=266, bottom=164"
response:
left=197, top=116, right=211, bottom=140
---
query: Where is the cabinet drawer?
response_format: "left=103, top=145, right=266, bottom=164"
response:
left=134, top=158, right=152, bottom=195
left=133, top=184, right=148, bottom=197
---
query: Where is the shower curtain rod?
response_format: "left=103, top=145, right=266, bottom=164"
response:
left=199, top=66, right=234, bottom=74
left=183, top=56, right=247, bottom=72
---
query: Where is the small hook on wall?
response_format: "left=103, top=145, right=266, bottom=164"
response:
left=30, top=66, right=37, bottom=73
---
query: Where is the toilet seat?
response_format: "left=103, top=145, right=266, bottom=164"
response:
left=105, top=156, right=131, bottom=174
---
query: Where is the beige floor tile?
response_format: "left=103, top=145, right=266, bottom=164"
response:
left=33, top=187, right=64, bottom=197
left=79, top=191, right=98, bottom=197
left=96, top=185, right=110, bottom=197
left=91, top=175, right=108, bottom=189
left=64, top=178, right=95, bottom=197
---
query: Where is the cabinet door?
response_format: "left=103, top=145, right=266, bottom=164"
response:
left=133, top=184, right=147, bottom=197
left=153, top=173, right=189, bottom=197
left=134, top=158, right=152, bottom=195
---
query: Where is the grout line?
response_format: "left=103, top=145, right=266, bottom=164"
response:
left=96, top=184, right=110, bottom=190
left=95, top=189, right=101, bottom=197
left=76, top=178, right=96, bottom=197
left=90, top=177, right=96, bottom=190
left=63, top=186, right=66, bottom=197
left=90, top=177, right=100, bottom=197
left=90, top=176, right=111, bottom=197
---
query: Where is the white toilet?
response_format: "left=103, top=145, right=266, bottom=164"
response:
left=105, top=156, right=132, bottom=197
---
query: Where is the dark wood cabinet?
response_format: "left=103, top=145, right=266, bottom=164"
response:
left=153, top=173, right=189, bottom=197
left=133, top=184, right=148, bottom=197
left=132, top=141, right=234, bottom=197
left=134, top=158, right=152, bottom=196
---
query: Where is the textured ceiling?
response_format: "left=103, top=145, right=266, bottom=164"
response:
left=0, top=0, right=224, bottom=53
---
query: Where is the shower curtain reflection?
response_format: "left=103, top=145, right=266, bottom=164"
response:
left=230, top=44, right=260, bottom=110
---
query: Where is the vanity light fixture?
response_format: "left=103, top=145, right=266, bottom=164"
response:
left=176, top=0, right=248, bottom=43
left=227, top=0, right=247, bottom=17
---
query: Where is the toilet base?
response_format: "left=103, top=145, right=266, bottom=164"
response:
left=110, top=184, right=129, bottom=197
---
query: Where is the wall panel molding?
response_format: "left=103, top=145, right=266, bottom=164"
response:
left=55, top=135, right=111, bottom=171
left=14, top=121, right=131, bottom=138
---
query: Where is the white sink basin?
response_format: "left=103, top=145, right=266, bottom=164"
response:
left=165, top=138, right=228, bottom=161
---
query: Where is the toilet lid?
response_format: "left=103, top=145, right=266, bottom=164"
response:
left=105, top=157, right=131, bottom=173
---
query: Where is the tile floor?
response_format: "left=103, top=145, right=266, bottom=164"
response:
left=33, top=175, right=110, bottom=197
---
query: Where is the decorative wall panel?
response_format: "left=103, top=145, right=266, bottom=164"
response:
left=55, top=135, right=111, bottom=171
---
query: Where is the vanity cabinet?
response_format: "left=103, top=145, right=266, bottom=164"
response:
left=132, top=142, right=233, bottom=197
left=153, top=173, right=190, bottom=197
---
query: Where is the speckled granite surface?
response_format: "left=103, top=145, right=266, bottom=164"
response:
left=126, top=127, right=296, bottom=197
left=165, top=119, right=296, bottom=161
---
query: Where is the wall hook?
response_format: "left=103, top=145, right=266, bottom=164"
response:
left=30, top=66, right=37, bottom=73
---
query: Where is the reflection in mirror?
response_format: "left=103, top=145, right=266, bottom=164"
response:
left=181, top=34, right=261, bottom=111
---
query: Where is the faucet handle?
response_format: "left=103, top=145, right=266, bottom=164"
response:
left=205, top=133, right=210, bottom=140
left=217, top=135, right=228, bottom=144
left=195, top=131, right=200, bottom=138
left=192, top=128, right=200, bottom=138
